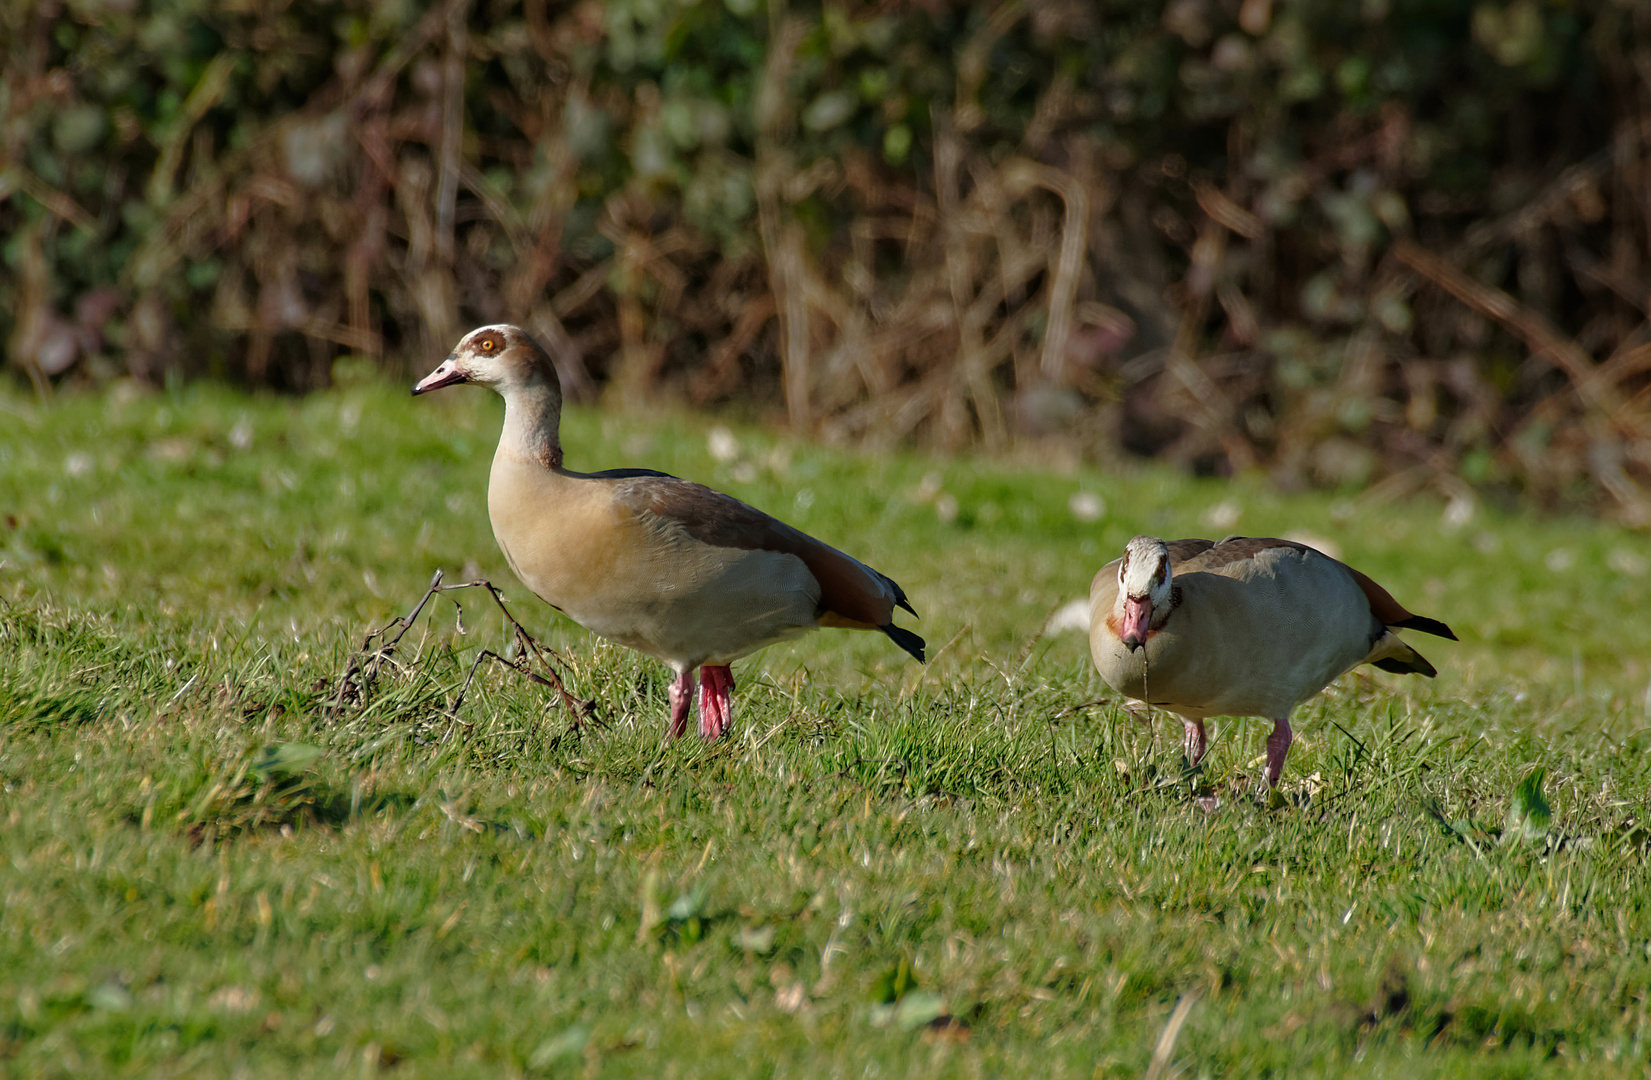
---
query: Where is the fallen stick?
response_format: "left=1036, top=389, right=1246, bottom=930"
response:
left=325, top=569, right=447, bottom=717
left=433, top=576, right=595, bottom=724
left=326, top=569, right=596, bottom=727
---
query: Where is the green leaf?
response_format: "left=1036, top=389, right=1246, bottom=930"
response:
left=894, top=992, right=946, bottom=1031
left=1504, top=767, right=1551, bottom=844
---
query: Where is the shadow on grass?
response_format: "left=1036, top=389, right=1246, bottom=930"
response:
left=1300, top=956, right=1572, bottom=1062
left=175, top=777, right=422, bottom=849
left=128, top=743, right=427, bottom=848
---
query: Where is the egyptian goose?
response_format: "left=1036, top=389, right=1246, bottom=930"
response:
left=412, top=324, right=924, bottom=739
left=1088, top=535, right=1455, bottom=789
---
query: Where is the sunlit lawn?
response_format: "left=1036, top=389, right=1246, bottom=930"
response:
left=3, top=379, right=1651, bottom=1077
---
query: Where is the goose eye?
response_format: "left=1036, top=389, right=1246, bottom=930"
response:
left=481, top=338, right=495, bottom=352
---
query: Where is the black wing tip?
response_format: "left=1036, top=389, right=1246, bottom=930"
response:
left=881, top=623, right=926, bottom=663
left=1373, top=653, right=1438, bottom=678
left=878, top=571, right=919, bottom=620
left=1395, top=615, right=1457, bottom=641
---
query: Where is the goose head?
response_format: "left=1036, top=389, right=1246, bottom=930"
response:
left=412, top=324, right=556, bottom=396
left=1117, top=535, right=1172, bottom=651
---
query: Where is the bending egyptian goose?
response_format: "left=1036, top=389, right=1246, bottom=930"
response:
left=412, top=324, right=924, bottom=740
left=1088, top=535, right=1455, bottom=788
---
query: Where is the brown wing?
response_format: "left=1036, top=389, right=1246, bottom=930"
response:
left=611, top=476, right=911, bottom=629
left=1345, top=566, right=1456, bottom=639
left=1176, top=535, right=1312, bottom=572
left=1163, top=537, right=1218, bottom=567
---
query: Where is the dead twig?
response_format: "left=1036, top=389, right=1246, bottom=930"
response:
left=326, top=569, right=447, bottom=717
left=325, top=570, right=597, bottom=729
left=1394, top=237, right=1651, bottom=522
left=1393, top=238, right=1624, bottom=419
left=450, top=648, right=562, bottom=717
left=433, top=577, right=596, bottom=726
left=1142, top=990, right=1200, bottom=1080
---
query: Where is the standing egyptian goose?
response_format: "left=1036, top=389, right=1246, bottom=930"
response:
left=413, top=324, right=924, bottom=740
left=1088, top=535, right=1455, bottom=789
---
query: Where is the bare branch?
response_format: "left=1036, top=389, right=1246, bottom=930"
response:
left=325, top=571, right=597, bottom=729
left=431, top=577, right=594, bottom=724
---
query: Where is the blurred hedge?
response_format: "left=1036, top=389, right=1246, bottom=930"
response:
left=5, top=0, right=1651, bottom=522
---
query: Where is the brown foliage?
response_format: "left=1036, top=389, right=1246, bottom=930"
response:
left=5, top=0, right=1651, bottom=521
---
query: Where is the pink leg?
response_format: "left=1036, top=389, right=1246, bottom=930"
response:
left=667, top=668, right=697, bottom=740
left=699, top=664, right=736, bottom=740
left=1264, top=717, right=1293, bottom=787
left=1181, top=717, right=1207, bottom=767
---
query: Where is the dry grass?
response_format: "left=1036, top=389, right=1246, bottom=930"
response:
left=6, top=1, right=1651, bottom=524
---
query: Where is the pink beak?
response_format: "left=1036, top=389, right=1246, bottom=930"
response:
left=1120, top=595, right=1152, bottom=651
left=412, top=358, right=466, bottom=395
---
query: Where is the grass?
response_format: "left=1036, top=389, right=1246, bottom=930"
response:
left=3, top=377, right=1651, bottom=1077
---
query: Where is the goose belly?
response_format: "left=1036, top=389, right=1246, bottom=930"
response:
left=576, top=544, right=822, bottom=666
